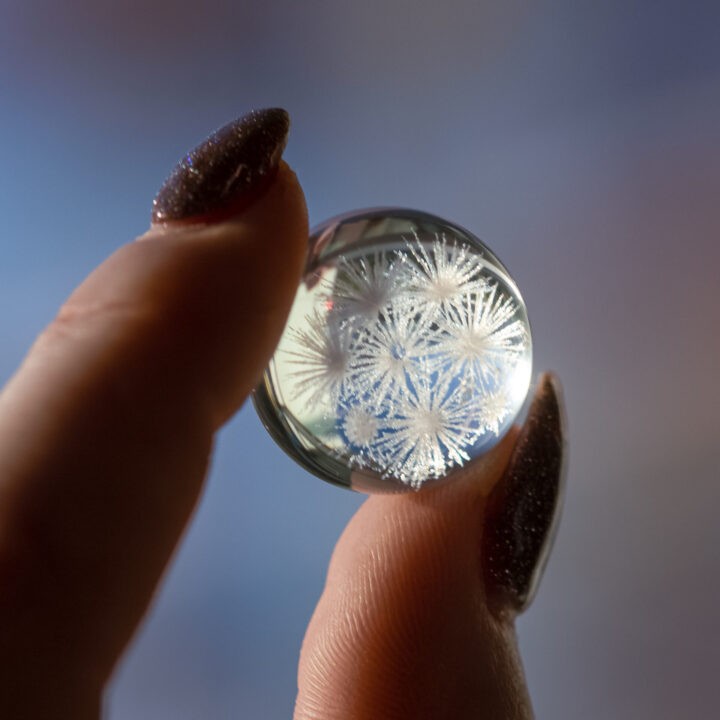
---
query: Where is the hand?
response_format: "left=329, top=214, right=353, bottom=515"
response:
left=0, top=109, right=565, bottom=719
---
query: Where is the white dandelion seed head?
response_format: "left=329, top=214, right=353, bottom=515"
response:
left=284, top=310, right=353, bottom=405
left=342, top=406, right=380, bottom=447
left=373, top=374, right=482, bottom=486
left=325, top=251, right=401, bottom=322
left=436, top=287, right=528, bottom=388
left=479, top=388, right=512, bottom=435
left=404, top=233, right=487, bottom=313
left=348, top=305, right=431, bottom=408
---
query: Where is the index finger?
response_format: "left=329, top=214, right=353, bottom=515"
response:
left=0, top=112, right=307, bottom=716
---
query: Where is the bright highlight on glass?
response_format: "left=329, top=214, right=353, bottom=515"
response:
left=254, top=208, right=532, bottom=493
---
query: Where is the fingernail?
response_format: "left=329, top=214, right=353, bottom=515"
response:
left=151, top=108, right=290, bottom=224
left=482, top=372, right=567, bottom=614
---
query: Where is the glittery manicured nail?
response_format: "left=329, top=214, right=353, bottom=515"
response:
left=482, top=373, right=567, bottom=614
left=151, top=108, right=290, bottom=224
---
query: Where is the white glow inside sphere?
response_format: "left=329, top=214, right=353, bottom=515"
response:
left=254, top=208, right=532, bottom=493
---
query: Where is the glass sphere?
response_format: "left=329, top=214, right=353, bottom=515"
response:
left=253, top=208, right=532, bottom=493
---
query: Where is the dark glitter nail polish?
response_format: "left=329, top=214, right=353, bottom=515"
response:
left=151, top=108, right=290, bottom=224
left=482, top=373, right=567, bottom=614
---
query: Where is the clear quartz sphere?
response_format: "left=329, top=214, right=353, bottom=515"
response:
left=253, top=208, right=532, bottom=493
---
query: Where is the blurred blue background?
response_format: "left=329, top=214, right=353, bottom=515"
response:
left=2, top=1, right=719, bottom=717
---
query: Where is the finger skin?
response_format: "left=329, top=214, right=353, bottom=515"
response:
left=295, top=429, right=533, bottom=720
left=0, top=164, right=307, bottom=716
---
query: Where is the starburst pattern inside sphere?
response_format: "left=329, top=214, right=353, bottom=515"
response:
left=254, top=209, right=532, bottom=493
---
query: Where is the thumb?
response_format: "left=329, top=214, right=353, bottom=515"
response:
left=295, top=374, right=565, bottom=720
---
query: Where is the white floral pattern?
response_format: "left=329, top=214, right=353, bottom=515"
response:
left=285, top=236, right=529, bottom=488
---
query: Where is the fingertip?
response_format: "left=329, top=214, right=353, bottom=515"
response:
left=482, top=371, right=567, bottom=615
left=56, top=159, right=308, bottom=426
left=150, top=108, right=292, bottom=225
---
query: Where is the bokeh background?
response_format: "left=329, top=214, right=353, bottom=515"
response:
left=2, top=1, right=719, bottom=717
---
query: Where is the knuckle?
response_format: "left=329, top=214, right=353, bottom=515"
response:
left=39, top=299, right=163, bottom=350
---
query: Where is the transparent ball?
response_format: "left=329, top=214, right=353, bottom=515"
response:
left=254, top=208, right=532, bottom=493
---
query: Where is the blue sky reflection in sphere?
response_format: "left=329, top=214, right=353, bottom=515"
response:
left=254, top=209, right=532, bottom=492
